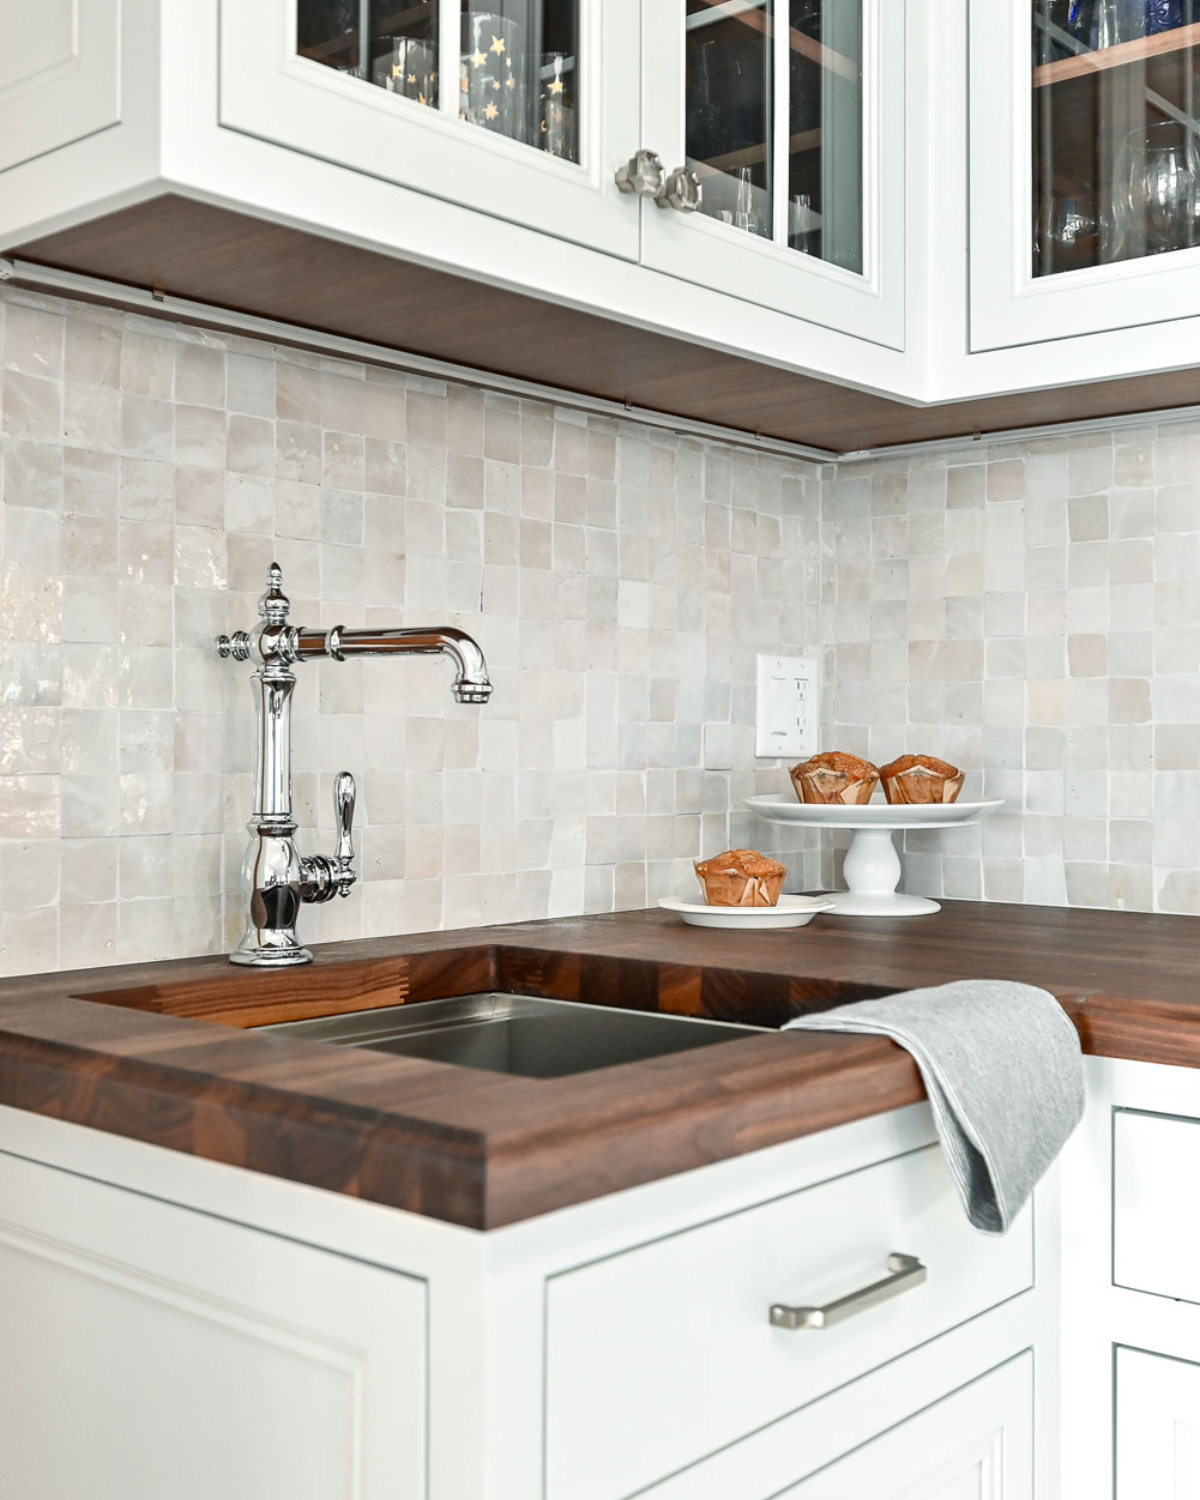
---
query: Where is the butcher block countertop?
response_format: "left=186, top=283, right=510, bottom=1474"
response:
left=0, top=901, right=1194, bottom=1229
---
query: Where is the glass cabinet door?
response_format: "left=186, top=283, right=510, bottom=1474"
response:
left=641, top=0, right=905, bottom=348
left=222, top=0, right=639, bottom=257
left=296, top=1, right=580, bottom=162
left=971, top=0, right=1200, bottom=348
left=1032, top=2, right=1200, bottom=276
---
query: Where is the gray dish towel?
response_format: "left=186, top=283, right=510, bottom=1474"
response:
left=784, top=980, right=1084, bottom=1235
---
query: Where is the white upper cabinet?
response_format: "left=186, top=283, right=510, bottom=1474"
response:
left=0, top=0, right=121, bottom=173
left=970, top=0, right=1200, bottom=351
left=219, top=0, right=642, bottom=258
left=641, top=0, right=906, bottom=349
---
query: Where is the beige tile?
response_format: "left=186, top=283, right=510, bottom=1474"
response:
left=176, top=404, right=227, bottom=470
left=120, top=332, right=174, bottom=398
left=120, top=395, right=172, bottom=461
left=64, top=319, right=120, bottom=388
left=0, top=774, right=60, bottom=839
left=0, top=907, right=58, bottom=973
left=176, top=343, right=226, bottom=407
left=5, top=305, right=64, bottom=378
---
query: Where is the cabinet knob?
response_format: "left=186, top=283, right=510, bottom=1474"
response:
left=615, top=149, right=665, bottom=199
left=656, top=166, right=703, bottom=214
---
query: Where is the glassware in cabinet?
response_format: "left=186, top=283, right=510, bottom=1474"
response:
left=682, top=0, right=864, bottom=273
left=225, top=0, right=636, bottom=258
left=642, top=0, right=904, bottom=346
left=1031, top=0, right=1200, bottom=275
left=295, top=0, right=579, bottom=162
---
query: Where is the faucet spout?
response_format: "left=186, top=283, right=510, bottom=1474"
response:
left=297, top=624, right=493, bottom=703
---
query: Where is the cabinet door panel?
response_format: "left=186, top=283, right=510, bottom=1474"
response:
left=1116, top=1347, right=1200, bottom=1499
left=220, top=0, right=640, bottom=259
left=970, top=0, right=1200, bottom=350
left=0, top=1150, right=427, bottom=1500
left=782, top=1354, right=1033, bottom=1500
left=1113, top=1107, right=1200, bottom=1303
left=640, top=0, right=905, bottom=348
left=0, top=0, right=121, bottom=172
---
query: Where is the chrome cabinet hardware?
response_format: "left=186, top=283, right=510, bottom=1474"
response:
left=615, top=149, right=665, bottom=198
left=656, top=166, right=703, bottom=213
left=769, top=1253, right=927, bottom=1331
left=216, top=563, right=492, bottom=967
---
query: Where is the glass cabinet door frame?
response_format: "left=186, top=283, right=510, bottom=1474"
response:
left=970, top=0, right=1200, bottom=352
left=218, top=0, right=642, bottom=258
left=639, top=0, right=906, bottom=350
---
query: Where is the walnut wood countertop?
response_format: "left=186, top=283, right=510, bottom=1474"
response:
left=0, top=902, right=1194, bottom=1229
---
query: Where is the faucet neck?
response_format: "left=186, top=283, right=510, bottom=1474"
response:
left=250, top=670, right=296, bottom=821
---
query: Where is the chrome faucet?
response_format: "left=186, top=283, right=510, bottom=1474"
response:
left=216, top=563, right=493, bottom=967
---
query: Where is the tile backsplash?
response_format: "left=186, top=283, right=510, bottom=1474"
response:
left=5, top=283, right=1200, bottom=976
left=822, top=432, right=1200, bottom=916
left=0, top=286, right=821, bottom=974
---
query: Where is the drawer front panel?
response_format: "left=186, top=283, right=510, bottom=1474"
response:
left=546, top=1144, right=1033, bottom=1500
left=780, top=1353, right=1033, bottom=1500
left=1114, top=1109, right=1200, bottom=1303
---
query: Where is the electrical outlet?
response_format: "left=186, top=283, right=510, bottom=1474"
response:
left=755, top=654, right=818, bottom=759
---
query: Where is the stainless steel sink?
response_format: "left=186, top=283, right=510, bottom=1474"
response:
left=265, top=993, right=762, bottom=1079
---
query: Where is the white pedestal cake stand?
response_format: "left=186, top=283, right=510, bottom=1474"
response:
left=746, top=795, right=1005, bottom=918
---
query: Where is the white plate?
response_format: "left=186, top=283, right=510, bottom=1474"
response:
left=746, top=794, right=1004, bottom=831
left=658, top=894, right=837, bottom=930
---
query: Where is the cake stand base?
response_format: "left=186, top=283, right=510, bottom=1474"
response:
left=826, top=827, right=940, bottom=919
left=825, top=891, right=941, bottom=918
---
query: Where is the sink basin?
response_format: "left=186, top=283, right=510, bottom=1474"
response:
left=265, top=993, right=762, bottom=1079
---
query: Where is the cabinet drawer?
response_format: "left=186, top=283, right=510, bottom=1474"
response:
left=1114, top=1109, right=1200, bottom=1302
left=546, top=1144, right=1033, bottom=1500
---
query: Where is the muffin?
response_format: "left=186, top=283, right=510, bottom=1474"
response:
left=694, top=849, right=788, bottom=907
left=879, top=753, right=964, bottom=806
left=790, top=751, right=880, bottom=807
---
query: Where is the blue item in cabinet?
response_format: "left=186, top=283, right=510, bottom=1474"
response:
left=1069, top=0, right=1187, bottom=45
left=1146, top=0, right=1185, bottom=32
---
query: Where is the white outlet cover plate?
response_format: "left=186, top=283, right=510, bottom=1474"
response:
left=755, top=654, right=818, bottom=759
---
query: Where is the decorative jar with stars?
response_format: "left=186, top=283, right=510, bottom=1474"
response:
left=460, top=13, right=529, bottom=143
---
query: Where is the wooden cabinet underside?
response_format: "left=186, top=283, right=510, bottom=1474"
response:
left=15, top=194, right=1200, bottom=454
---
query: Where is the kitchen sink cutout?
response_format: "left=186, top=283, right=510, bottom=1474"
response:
left=265, top=992, right=762, bottom=1078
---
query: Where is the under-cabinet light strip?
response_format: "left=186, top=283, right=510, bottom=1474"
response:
left=0, top=257, right=840, bottom=464
left=838, top=401, right=1200, bottom=462
left=6, top=255, right=1200, bottom=467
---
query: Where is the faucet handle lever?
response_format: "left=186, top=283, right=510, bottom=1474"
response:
left=333, top=771, right=356, bottom=895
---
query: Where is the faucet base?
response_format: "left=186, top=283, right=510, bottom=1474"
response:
left=230, top=944, right=314, bottom=968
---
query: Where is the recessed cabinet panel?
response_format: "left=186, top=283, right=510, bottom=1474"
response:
left=0, top=1150, right=427, bottom=1500
left=220, top=0, right=640, bottom=258
left=0, top=0, right=121, bottom=172
left=641, top=0, right=905, bottom=348
left=971, top=0, right=1200, bottom=348
left=1113, top=1107, right=1200, bottom=1302
left=779, top=1354, right=1033, bottom=1500
left=1116, top=1347, right=1200, bottom=1499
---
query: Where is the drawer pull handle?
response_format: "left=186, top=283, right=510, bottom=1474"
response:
left=770, top=1253, right=927, bottom=1331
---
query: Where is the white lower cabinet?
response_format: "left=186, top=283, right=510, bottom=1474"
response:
left=780, top=1354, right=1033, bottom=1500
left=0, top=1101, right=1055, bottom=1500
left=0, top=1149, right=428, bottom=1500
left=1116, top=1348, right=1200, bottom=1499
left=1060, top=1057, right=1200, bottom=1500
left=546, top=1143, right=1033, bottom=1500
